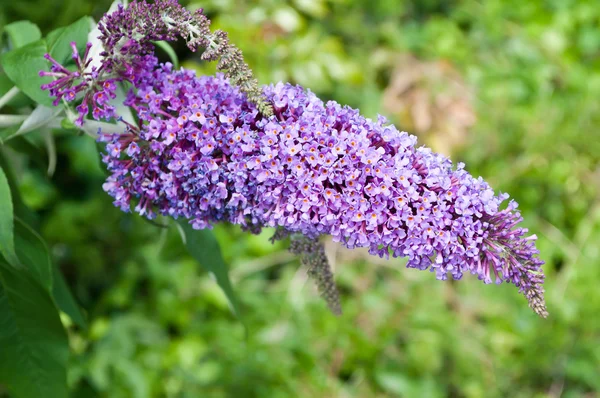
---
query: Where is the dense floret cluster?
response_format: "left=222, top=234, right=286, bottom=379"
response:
left=39, top=0, right=271, bottom=127
left=41, top=0, right=547, bottom=317
left=100, top=61, right=546, bottom=316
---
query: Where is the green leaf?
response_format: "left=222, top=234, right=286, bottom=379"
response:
left=15, top=105, right=61, bottom=137
left=0, top=150, right=37, bottom=227
left=0, top=166, right=19, bottom=266
left=46, top=16, right=93, bottom=64
left=3, top=21, right=42, bottom=49
left=52, top=264, right=87, bottom=329
left=0, top=260, right=69, bottom=398
left=176, top=221, right=243, bottom=319
left=14, top=217, right=53, bottom=292
left=1, top=40, right=53, bottom=106
left=0, top=105, right=61, bottom=144
left=0, top=154, right=85, bottom=329
left=0, top=127, right=48, bottom=172
left=1, top=17, right=92, bottom=108
left=14, top=216, right=87, bottom=329
left=153, top=41, right=179, bottom=69
left=3, top=135, right=48, bottom=172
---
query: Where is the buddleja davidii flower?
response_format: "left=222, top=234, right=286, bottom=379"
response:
left=480, top=202, right=548, bottom=317
left=99, top=0, right=272, bottom=115
left=97, top=62, right=547, bottom=317
left=41, top=0, right=272, bottom=127
left=39, top=42, right=120, bottom=126
left=265, top=83, right=546, bottom=316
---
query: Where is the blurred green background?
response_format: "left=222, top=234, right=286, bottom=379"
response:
left=2, top=0, right=600, bottom=397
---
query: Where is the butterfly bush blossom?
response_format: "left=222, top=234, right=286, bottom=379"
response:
left=40, top=0, right=548, bottom=317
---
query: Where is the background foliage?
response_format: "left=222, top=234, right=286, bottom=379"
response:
left=1, top=0, right=599, bottom=397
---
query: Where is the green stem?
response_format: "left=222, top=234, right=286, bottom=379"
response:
left=0, top=115, right=28, bottom=128
left=0, top=87, right=20, bottom=110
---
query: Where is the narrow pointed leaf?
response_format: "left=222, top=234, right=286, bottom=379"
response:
left=14, top=218, right=53, bottom=291
left=52, top=265, right=87, bottom=329
left=0, top=167, right=19, bottom=266
left=13, top=105, right=60, bottom=138
left=0, top=151, right=37, bottom=226
left=153, top=41, right=179, bottom=69
left=14, top=217, right=87, bottom=329
left=176, top=221, right=242, bottom=319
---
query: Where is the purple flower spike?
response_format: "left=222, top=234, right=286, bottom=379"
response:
left=97, top=66, right=547, bottom=317
left=40, top=0, right=547, bottom=317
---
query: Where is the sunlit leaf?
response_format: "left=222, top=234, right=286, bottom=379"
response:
left=0, top=39, right=53, bottom=106
left=3, top=21, right=42, bottom=49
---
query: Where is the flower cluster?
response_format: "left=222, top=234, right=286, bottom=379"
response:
left=98, top=0, right=272, bottom=115
left=42, top=0, right=547, bottom=317
left=98, top=63, right=547, bottom=316
left=41, top=0, right=271, bottom=127
left=39, top=42, right=119, bottom=126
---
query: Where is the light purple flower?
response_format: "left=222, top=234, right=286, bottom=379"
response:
left=40, top=0, right=548, bottom=318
